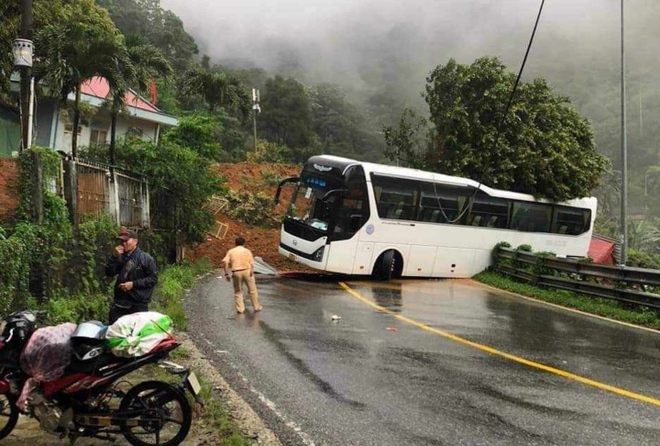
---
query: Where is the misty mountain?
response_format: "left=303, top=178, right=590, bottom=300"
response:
left=161, top=0, right=660, bottom=213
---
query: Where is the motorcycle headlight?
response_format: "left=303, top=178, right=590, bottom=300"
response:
left=313, top=246, right=325, bottom=262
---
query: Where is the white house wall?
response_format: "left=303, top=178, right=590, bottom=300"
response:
left=115, top=118, right=159, bottom=144
left=52, top=112, right=166, bottom=153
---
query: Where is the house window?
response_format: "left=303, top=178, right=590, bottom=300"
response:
left=127, top=126, right=143, bottom=138
left=90, top=129, right=108, bottom=145
left=64, top=123, right=82, bottom=135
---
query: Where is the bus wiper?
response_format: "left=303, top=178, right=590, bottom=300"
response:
left=274, top=177, right=299, bottom=205
left=322, top=189, right=348, bottom=200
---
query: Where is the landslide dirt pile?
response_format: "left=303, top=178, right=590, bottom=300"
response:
left=186, top=162, right=310, bottom=273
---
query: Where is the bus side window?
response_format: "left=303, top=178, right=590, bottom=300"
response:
left=553, top=206, right=590, bottom=235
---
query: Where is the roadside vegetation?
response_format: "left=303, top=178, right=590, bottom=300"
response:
left=474, top=271, right=660, bottom=330
left=477, top=241, right=660, bottom=330
left=0, top=147, right=253, bottom=443
left=151, top=262, right=252, bottom=446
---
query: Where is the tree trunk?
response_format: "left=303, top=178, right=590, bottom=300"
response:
left=72, top=85, right=81, bottom=159
left=110, top=108, right=117, bottom=166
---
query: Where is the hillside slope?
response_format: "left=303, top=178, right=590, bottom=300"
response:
left=186, top=162, right=310, bottom=272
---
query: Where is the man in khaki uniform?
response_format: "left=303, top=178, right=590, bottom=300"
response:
left=221, top=237, right=263, bottom=314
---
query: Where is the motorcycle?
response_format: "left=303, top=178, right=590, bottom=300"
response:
left=0, top=310, right=203, bottom=445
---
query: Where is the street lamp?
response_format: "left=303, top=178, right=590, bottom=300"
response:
left=12, top=38, right=33, bottom=68
left=13, top=38, right=35, bottom=152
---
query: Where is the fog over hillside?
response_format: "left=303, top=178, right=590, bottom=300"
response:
left=161, top=1, right=626, bottom=93
left=162, top=0, right=660, bottom=180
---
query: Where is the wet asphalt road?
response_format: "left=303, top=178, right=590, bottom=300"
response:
left=186, top=273, right=660, bottom=446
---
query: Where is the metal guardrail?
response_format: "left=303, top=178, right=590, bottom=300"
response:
left=495, top=247, right=660, bottom=310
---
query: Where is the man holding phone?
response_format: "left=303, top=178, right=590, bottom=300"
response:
left=105, top=229, right=159, bottom=323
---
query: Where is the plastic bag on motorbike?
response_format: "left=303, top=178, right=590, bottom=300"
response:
left=19, top=323, right=77, bottom=381
left=17, top=323, right=77, bottom=412
left=105, top=312, right=173, bottom=358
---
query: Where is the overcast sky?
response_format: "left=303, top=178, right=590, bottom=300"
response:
left=160, top=0, right=636, bottom=106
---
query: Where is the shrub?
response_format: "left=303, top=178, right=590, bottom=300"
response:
left=222, top=189, right=276, bottom=226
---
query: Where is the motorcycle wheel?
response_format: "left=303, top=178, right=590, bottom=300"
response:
left=119, top=381, right=192, bottom=446
left=0, top=394, right=19, bottom=440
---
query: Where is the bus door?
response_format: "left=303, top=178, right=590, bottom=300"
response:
left=325, top=166, right=371, bottom=274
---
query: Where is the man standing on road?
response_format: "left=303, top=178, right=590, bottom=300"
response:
left=221, top=236, right=263, bottom=314
left=105, top=229, right=159, bottom=324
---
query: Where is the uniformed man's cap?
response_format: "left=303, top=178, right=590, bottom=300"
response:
left=118, top=229, right=138, bottom=241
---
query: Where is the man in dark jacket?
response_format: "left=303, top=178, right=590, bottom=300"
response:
left=105, top=229, right=158, bottom=324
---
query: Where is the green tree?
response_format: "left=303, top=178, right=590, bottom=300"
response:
left=309, top=83, right=372, bottom=158
left=383, top=108, right=428, bottom=169
left=108, top=35, right=172, bottom=165
left=422, top=57, right=609, bottom=201
left=97, top=0, right=198, bottom=72
left=36, top=0, right=125, bottom=157
left=182, top=69, right=250, bottom=118
left=113, top=138, right=223, bottom=244
left=162, top=113, right=222, bottom=160
left=260, top=76, right=314, bottom=157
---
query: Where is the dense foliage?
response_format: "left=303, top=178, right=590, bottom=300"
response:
left=96, top=0, right=198, bottom=72
left=0, top=148, right=116, bottom=321
left=385, top=57, right=610, bottom=202
left=5, top=0, right=660, bottom=257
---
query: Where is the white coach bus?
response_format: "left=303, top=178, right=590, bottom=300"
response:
left=274, top=155, right=597, bottom=279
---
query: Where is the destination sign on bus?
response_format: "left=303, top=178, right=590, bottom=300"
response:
left=303, top=176, right=327, bottom=188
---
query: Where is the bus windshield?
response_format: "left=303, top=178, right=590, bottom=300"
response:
left=287, top=173, right=342, bottom=232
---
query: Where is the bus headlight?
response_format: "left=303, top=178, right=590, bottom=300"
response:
left=313, top=246, right=325, bottom=262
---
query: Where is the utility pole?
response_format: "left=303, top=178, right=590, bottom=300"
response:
left=620, top=0, right=628, bottom=266
left=252, top=88, right=261, bottom=153
left=15, top=0, right=34, bottom=152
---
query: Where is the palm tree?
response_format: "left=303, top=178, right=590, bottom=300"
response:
left=183, top=69, right=250, bottom=118
left=627, top=219, right=660, bottom=254
left=37, top=22, right=125, bottom=158
left=108, top=35, right=172, bottom=165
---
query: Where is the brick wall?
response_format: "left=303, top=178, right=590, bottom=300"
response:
left=0, top=159, right=19, bottom=221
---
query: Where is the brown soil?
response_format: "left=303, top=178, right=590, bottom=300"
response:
left=186, top=162, right=314, bottom=274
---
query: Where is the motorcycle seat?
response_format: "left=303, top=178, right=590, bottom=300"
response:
left=64, top=351, right=130, bottom=375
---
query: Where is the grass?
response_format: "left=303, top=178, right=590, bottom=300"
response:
left=153, top=258, right=214, bottom=330
left=151, top=258, right=253, bottom=445
left=474, top=270, right=660, bottom=329
left=196, top=373, right=251, bottom=446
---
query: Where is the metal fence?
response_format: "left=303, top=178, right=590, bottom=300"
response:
left=65, top=159, right=150, bottom=228
left=116, top=170, right=147, bottom=228
left=76, top=161, right=110, bottom=222
left=495, top=246, right=660, bottom=310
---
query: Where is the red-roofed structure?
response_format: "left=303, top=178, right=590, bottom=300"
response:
left=5, top=74, right=177, bottom=154
left=588, top=234, right=617, bottom=264
left=81, top=77, right=160, bottom=113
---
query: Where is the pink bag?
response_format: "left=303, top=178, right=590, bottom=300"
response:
left=17, top=323, right=76, bottom=411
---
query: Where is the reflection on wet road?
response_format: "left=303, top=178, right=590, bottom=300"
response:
left=187, top=274, right=660, bottom=446
left=341, top=281, right=660, bottom=408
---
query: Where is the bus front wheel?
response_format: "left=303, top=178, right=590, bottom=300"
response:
left=374, top=250, right=403, bottom=281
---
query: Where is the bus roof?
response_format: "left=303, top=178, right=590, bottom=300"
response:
left=310, top=154, right=597, bottom=210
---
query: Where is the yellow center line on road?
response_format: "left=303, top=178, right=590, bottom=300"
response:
left=339, top=281, right=660, bottom=408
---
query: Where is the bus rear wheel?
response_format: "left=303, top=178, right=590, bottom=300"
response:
left=374, top=250, right=403, bottom=281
